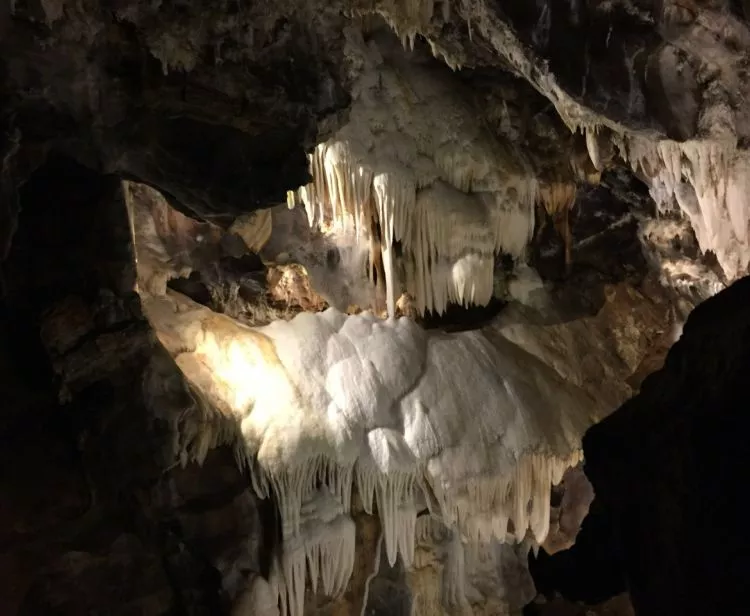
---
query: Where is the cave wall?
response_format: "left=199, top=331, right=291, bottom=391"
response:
left=0, top=152, right=420, bottom=616
left=0, top=154, right=268, bottom=614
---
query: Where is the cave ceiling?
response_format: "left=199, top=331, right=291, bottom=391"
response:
left=2, top=0, right=745, bottom=293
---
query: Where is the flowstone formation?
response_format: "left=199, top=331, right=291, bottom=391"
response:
left=142, top=286, right=592, bottom=616
left=124, top=119, right=680, bottom=614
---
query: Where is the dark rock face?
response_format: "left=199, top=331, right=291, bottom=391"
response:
left=0, top=154, right=268, bottom=614
left=528, top=501, right=628, bottom=606
left=1, top=0, right=351, bottom=227
left=498, top=0, right=663, bottom=130
left=583, top=276, right=750, bottom=616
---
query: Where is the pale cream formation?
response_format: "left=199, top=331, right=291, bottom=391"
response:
left=288, top=28, right=538, bottom=318
left=145, top=295, right=594, bottom=616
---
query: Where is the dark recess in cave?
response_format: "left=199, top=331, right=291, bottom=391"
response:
left=168, top=272, right=214, bottom=306
left=167, top=252, right=270, bottom=315
left=417, top=296, right=508, bottom=331
left=5, top=153, right=125, bottom=310
left=527, top=167, right=654, bottom=325
left=525, top=501, right=628, bottom=610
left=257, top=493, right=282, bottom=580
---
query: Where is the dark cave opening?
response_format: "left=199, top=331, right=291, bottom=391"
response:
left=165, top=251, right=274, bottom=318
left=167, top=271, right=214, bottom=307
left=525, top=500, right=629, bottom=612
left=0, top=154, right=118, bottom=601
left=532, top=167, right=653, bottom=287
left=257, top=492, right=282, bottom=581
left=5, top=152, right=124, bottom=312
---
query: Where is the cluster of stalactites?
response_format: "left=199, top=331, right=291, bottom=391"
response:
left=575, top=123, right=750, bottom=280
left=226, top=310, right=589, bottom=610
left=243, top=452, right=580, bottom=616
left=538, top=181, right=576, bottom=218
left=409, top=514, right=539, bottom=616
left=347, top=0, right=461, bottom=68
left=288, top=140, right=537, bottom=317
left=371, top=0, right=452, bottom=52
left=243, top=446, right=581, bottom=585
left=267, top=491, right=356, bottom=616
left=443, top=451, right=583, bottom=546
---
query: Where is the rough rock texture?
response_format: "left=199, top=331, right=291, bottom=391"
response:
left=541, top=466, right=595, bottom=557
left=583, top=275, right=750, bottom=616
left=3, top=1, right=750, bottom=615
left=1, top=0, right=351, bottom=225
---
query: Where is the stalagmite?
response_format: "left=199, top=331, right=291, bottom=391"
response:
left=408, top=531, right=446, bottom=616
left=360, top=532, right=384, bottom=616
left=443, top=529, right=472, bottom=613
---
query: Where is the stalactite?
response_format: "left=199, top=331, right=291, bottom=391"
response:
left=538, top=180, right=576, bottom=273
left=571, top=118, right=750, bottom=281
left=292, top=140, right=537, bottom=318
left=269, top=491, right=357, bottom=616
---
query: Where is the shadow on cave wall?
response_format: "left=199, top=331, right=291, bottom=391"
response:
left=582, top=274, right=750, bottom=616
left=529, top=274, right=750, bottom=616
